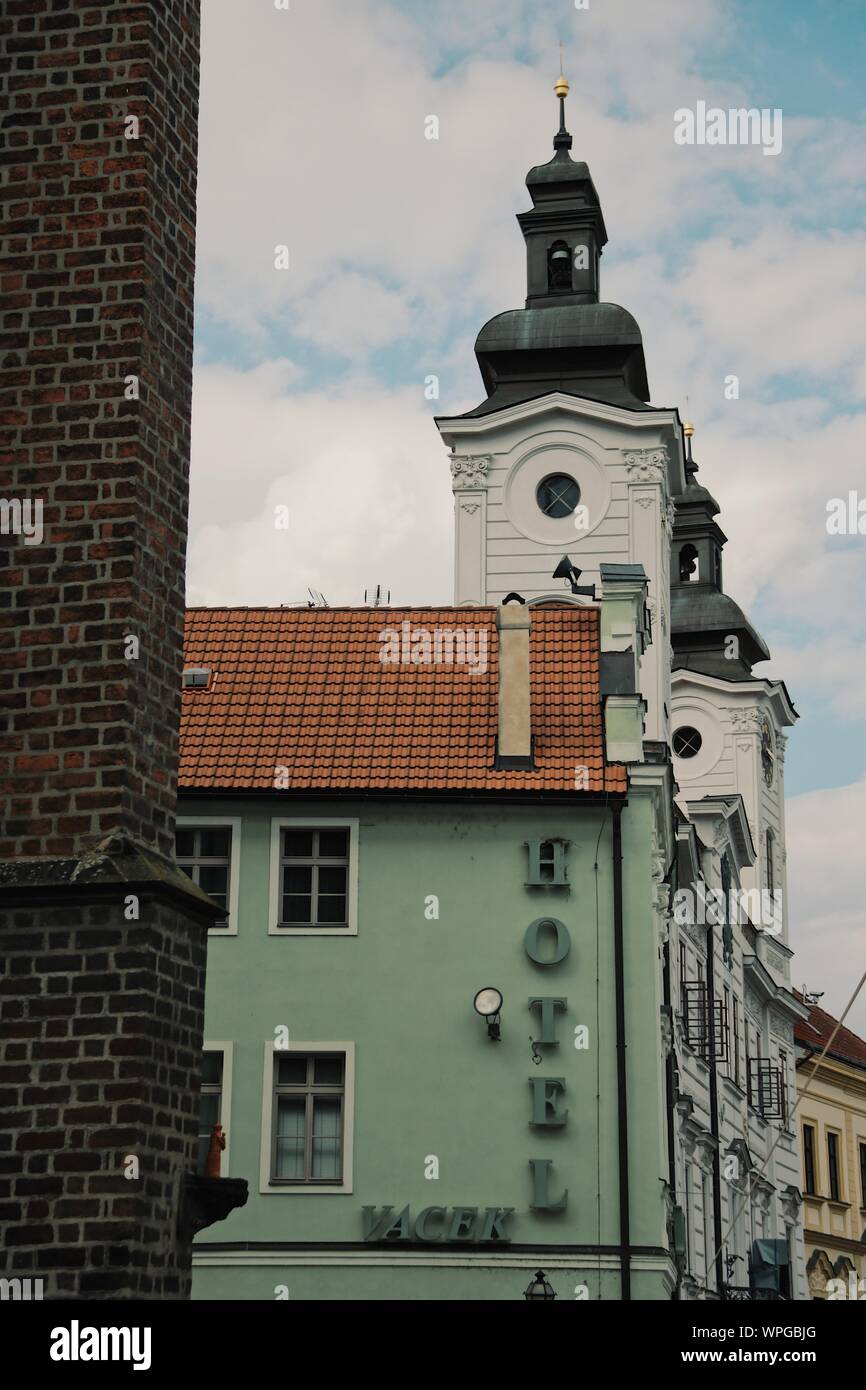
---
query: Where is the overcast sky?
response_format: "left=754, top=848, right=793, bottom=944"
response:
left=190, top=0, right=866, bottom=1031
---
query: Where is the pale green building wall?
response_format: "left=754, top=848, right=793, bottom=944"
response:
left=185, top=792, right=674, bottom=1301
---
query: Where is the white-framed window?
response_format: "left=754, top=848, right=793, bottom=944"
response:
left=259, top=1041, right=355, bottom=1194
left=268, top=818, right=359, bottom=936
left=176, top=816, right=242, bottom=936
left=197, top=1042, right=233, bottom=1176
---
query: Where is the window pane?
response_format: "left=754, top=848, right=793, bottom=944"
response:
left=314, top=1056, right=344, bottom=1086
left=283, top=866, right=312, bottom=894
left=275, top=1097, right=306, bottom=1179
left=317, top=866, right=346, bottom=895
left=311, top=1098, right=342, bottom=1179
left=175, top=829, right=195, bottom=858
left=318, top=829, right=348, bottom=858
left=283, top=895, right=312, bottom=924
left=199, top=828, right=230, bottom=857
left=199, top=1091, right=220, bottom=1134
left=199, top=865, right=228, bottom=902
left=317, top=895, right=347, bottom=924
left=202, top=1052, right=223, bottom=1087
left=277, top=1055, right=307, bottom=1085
left=195, top=1133, right=211, bottom=1175
left=284, top=830, right=314, bottom=858
left=197, top=1091, right=221, bottom=1175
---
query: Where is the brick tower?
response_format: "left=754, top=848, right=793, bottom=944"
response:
left=0, top=0, right=227, bottom=1298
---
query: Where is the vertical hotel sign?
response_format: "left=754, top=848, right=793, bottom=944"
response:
left=525, top=917, right=571, bottom=1212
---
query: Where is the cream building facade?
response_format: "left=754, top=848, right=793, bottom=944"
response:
left=795, top=1005, right=866, bottom=1299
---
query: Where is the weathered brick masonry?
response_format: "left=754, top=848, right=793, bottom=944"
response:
left=1, top=0, right=201, bottom=858
left=0, top=1, right=233, bottom=1298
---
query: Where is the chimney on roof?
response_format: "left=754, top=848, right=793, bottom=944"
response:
left=599, top=564, right=650, bottom=764
left=494, top=601, right=534, bottom=769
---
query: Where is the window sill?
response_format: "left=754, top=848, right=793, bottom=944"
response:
left=269, top=923, right=356, bottom=937
left=747, top=1106, right=770, bottom=1126
left=260, top=1180, right=353, bottom=1195
left=680, top=1036, right=710, bottom=1071
left=720, top=1074, right=747, bottom=1101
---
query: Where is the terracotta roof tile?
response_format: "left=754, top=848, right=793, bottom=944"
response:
left=179, top=605, right=627, bottom=796
left=794, top=999, right=866, bottom=1072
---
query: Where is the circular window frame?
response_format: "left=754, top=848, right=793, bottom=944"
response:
left=673, top=726, right=703, bottom=759
left=536, top=472, right=581, bottom=520
left=503, top=440, right=610, bottom=545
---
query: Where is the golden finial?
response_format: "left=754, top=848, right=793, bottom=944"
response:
left=684, top=421, right=695, bottom=438
left=555, top=38, right=569, bottom=98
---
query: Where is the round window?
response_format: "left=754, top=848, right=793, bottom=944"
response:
left=536, top=474, right=580, bottom=519
left=673, top=726, right=703, bottom=759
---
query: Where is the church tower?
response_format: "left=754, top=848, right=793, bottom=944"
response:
left=669, top=426, right=798, bottom=951
left=435, top=75, right=687, bottom=745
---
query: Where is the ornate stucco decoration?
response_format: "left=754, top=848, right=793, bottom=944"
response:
left=450, top=454, right=490, bottom=489
left=776, top=732, right=787, bottom=767
left=749, top=1171, right=775, bottom=1213
left=725, top=707, right=763, bottom=731
left=460, top=501, right=480, bottom=514
left=635, top=494, right=654, bottom=509
left=764, top=943, right=788, bottom=976
left=623, top=446, right=669, bottom=484
left=770, top=1018, right=793, bottom=1047
left=807, top=1252, right=833, bottom=1297
left=664, top=499, right=677, bottom=537
left=778, top=1185, right=802, bottom=1226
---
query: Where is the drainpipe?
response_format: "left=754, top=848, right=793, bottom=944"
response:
left=662, top=919, right=680, bottom=1299
left=662, top=940, right=677, bottom=1199
left=705, top=920, right=725, bottom=1293
left=611, top=801, right=631, bottom=1300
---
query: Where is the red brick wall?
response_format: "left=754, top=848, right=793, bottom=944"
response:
left=0, top=895, right=208, bottom=1297
left=1, top=0, right=201, bottom=860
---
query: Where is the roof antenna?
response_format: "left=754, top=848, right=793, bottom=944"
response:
left=364, top=584, right=390, bottom=607
left=307, top=588, right=329, bottom=608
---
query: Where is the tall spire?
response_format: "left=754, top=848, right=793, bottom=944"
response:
left=459, top=76, right=652, bottom=416
left=553, top=65, right=573, bottom=152
left=670, top=422, right=771, bottom=679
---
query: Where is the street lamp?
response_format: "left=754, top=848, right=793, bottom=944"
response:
left=473, top=987, right=503, bottom=1041
left=524, top=1270, right=557, bottom=1301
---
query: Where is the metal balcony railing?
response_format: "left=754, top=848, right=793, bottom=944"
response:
left=682, top=983, right=728, bottom=1062
left=747, top=1059, right=785, bottom=1119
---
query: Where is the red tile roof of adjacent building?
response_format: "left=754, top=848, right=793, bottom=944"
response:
left=795, top=999, right=866, bottom=1072
left=179, top=604, right=627, bottom=796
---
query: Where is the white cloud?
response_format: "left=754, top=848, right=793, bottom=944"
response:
left=188, top=363, right=451, bottom=607
left=293, top=273, right=415, bottom=356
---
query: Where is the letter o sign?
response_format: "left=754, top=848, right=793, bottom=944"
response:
left=524, top=917, right=571, bottom=965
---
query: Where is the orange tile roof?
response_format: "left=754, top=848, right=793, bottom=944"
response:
left=795, top=999, right=866, bottom=1072
left=179, top=605, right=627, bottom=796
